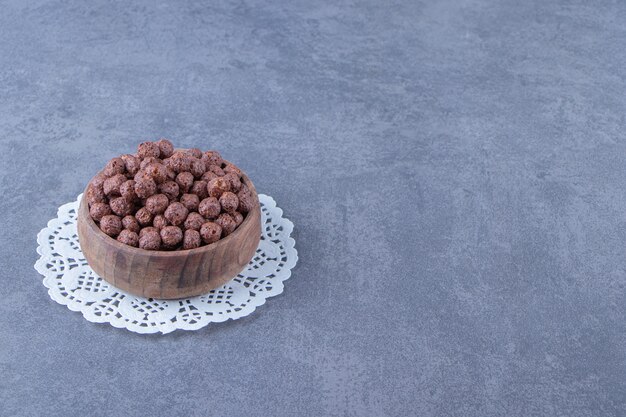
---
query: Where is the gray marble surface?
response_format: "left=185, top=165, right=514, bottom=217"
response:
left=1, top=1, right=625, bottom=416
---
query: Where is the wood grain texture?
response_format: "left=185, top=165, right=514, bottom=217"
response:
left=77, top=169, right=261, bottom=299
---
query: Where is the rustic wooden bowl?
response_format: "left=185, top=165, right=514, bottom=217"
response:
left=76, top=168, right=261, bottom=299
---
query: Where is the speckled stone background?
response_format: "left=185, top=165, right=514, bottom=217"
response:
left=1, top=1, right=625, bottom=416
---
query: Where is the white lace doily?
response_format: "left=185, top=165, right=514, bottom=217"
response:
left=35, top=194, right=297, bottom=334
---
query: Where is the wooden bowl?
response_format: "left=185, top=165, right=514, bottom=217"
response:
left=76, top=168, right=261, bottom=299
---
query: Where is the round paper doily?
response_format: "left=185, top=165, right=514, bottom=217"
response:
left=35, top=194, right=297, bottom=334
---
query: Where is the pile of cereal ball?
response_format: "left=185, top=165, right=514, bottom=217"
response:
left=85, top=139, right=257, bottom=250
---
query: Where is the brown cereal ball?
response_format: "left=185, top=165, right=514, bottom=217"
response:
left=164, top=202, right=189, bottom=226
left=117, top=229, right=139, bottom=247
left=143, top=162, right=168, bottom=184
left=198, top=197, right=221, bottom=219
left=134, top=178, right=157, bottom=199
left=201, top=171, right=218, bottom=183
left=158, top=180, right=180, bottom=200
left=160, top=226, right=183, bottom=247
left=215, top=213, right=237, bottom=236
left=135, top=207, right=153, bottom=226
left=140, top=156, right=160, bottom=170
left=139, top=226, right=158, bottom=239
left=100, top=214, right=122, bottom=237
left=183, top=212, right=204, bottom=231
left=89, top=202, right=111, bottom=222
left=156, top=138, right=174, bottom=158
left=153, top=214, right=169, bottom=230
left=207, top=177, right=230, bottom=198
left=166, top=153, right=192, bottom=173
left=187, top=148, right=203, bottom=159
left=103, top=174, right=127, bottom=197
left=120, top=154, right=140, bottom=176
left=232, top=211, right=244, bottom=226
left=120, top=180, right=137, bottom=202
left=223, top=172, right=242, bottom=193
left=103, top=157, right=126, bottom=177
left=122, top=215, right=140, bottom=233
left=236, top=184, right=255, bottom=212
left=203, top=151, right=223, bottom=167
left=90, top=172, right=107, bottom=189
left=200, top=222, right=222, bottom=244
left=176, top=172, right=194, bottom=193
left=133, top=170, right=152, bottom=183
left=137, top=141, right=160, bottom=159
left=183, top=229, right=201, bottom=250
left=86, top=183, right=107, bottom=205
left=165, top=166, right=176, bottom=181
left=109, top=196, right=134, bottom=216
left=219, top=191, right=239, bottom=213
left=223, top=163, right=242, bottom=176
left=139, top=228, right=161, bottom=250
left=208, top=164, right=225, bottom=176
left=191, top=180, right=209, bottom=199
left=190, top=158, right=206, bottom=178
left=180, top=193, right=200, bottom=212
left=145, top=194, right=169, bottom=215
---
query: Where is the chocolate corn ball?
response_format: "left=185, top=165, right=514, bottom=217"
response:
left=208, top=164, right=225, bottom=176
left=143, top=162, right=168, bottom=184
left=176, top=172, right=194, bottom=193
left=159, top=180, right=180, bottom=200
left=232, top=211, right=244, bottom=226
left=103, top=174, right=126, bottom=197
left=165, top=166, right=176, bottom=181
left=183, top=212, right=204, bottom=231
left=137, top=141, right=160, bottom=159
left=219, top=191, right=239, bottom=213
left=201, top=171, right=218, bottom=183
left=122, top=215, right=140, bottom=233
left=117, top=229, right=139, bottom=247
left=166, top=153, right=193, bottom=173
left=90, top=172, right=107, bottom=189
left=140, top=156, right=160, bottom=170
left=110, top=196, right=134, bottom=216
left=103, top=157, right=126, bottom=177
left=120, top=154, right=140, bottom=176
left=100, top=214, right=122, bottom=237
left=153, top=214, right=169, bottom=230
left=134, top=177, right=157, bottom=199
left=133, top=170, right=152, bottom=183
left=223, top=163, right=242, bottom=176
left=164, top=202, right=188, bottom=226
left=190, top=158, right=206, bottom=178
left=139, top=226, right=158, bottom=239
left=86, top=183, right=106, bottom=205
left=200, top=222, right=222, bottom=244
left=89, top=202, right=111, bottom=222
left=145, top=194, right=169, bottom=214
left=160, top=226, right=183, bottom=248
left=135, top=207, right=153, bottom=226
left=215, top=213, right=237, bottom=236
left=139, top=228, right=161, bottom=250
left=198, top=197, right=221, bottom=219
left=237, top=189, right=255, bottom=213
left=223, top=172, right=242, bottom=193
left=187, top=148, right=203, bottom=159
left=183, top=229, right=201, bottom=250
left=203, top=150, right=223, bottom=167
left=207, top=177, right=230, bottom=198
left=120, top=180, right=137, bottom=202
left=180, top=193, right=200, bottom=212
left=156, top=138, right=174, bottom=158
left=191, top=180, right=209, bottom=199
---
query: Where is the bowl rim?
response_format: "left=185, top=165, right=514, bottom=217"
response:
left=80, top=159, right=261, bottom=257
